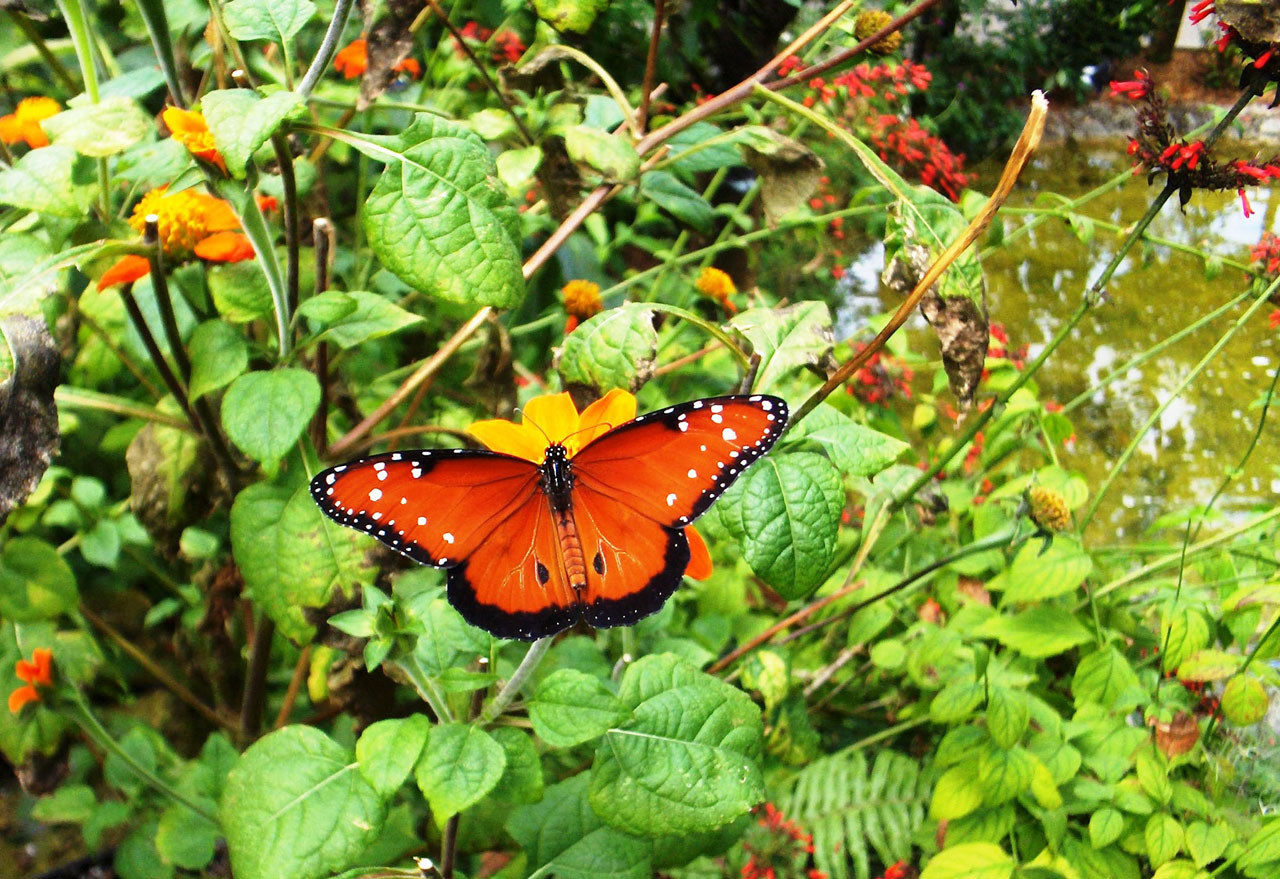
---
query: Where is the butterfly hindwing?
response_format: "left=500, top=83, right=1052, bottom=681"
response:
left=310, top=449, right=540, bottom=566
left=571, top=394, right=788, bottom=528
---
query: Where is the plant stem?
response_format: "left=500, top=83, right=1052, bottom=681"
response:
left=311, top=218, right=333, bottom=451
left=398, top=653, right=454, bottom=723
left=57, top=0, right=112, bottom=217
left=636, top=0, right=666, bottom=134
left=131, top=0, right=186, bottom=105
left=143, top=219, right=193, bottom=384
left=117, top=283, right=196, bottom=425
left=240, top=616, right=275, bottom=741
left=69, top=689, right=217, bottom=822
left=53, top=387, right=189, bottom=429
left=273, top=644, right=312, bottom=729
left=7, top=10, right=79, bottom=92
left=271, top=134, right=301, bottom=322
left=482, top=637, right=552, bottom=723
left=299, top=0, right=356, bottom=97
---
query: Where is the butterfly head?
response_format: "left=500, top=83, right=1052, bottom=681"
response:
left=540, top=443, right=574, bottom=510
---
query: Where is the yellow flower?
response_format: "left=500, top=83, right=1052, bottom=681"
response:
left=468, top=389, right=713, bottom=579
left=0, top=96, right=60, bottom=149
left=1028, top=485, right=1071, bottom=532
left=561, top=279, right=603, bottom=333
left=162, top=106, right=226, bottom=173
left=854, top=10, right=902, bottom=55
left=695, top=266, right=737, bottom=313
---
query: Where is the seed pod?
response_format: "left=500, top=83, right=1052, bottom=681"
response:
left=1028, top=485, right=1071, bottom=532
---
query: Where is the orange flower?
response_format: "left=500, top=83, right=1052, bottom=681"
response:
left=0, top=96, right=60, bottom=149
left=469, top=390, right=712, bottom=578
left=9, top=647, right=53, bottom=714
left=97, top=187, right=255, bottom=290
left=562, top=279, right=602, bottom=334
left=695, top=266, right=737, bottom=314
left=161, top=106, right=226, bottom=173
left=333, top=39, right=420, bottom=79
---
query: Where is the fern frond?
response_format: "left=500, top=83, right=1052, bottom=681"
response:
left=779, top=749, right=931, bottom=879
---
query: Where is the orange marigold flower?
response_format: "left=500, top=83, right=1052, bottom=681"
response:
left=98, top=187, right=254, bottom=289
left=695, top=266, right=737, bottom=313
left=0, top=96, right=60, bottom=149
left=162, top=106, right=226, bottom=173
left=9, top=647, right=53, bottom=714
left=335, top=39, right=368, bottom=78
left=562, top=279, right=602, bottom=334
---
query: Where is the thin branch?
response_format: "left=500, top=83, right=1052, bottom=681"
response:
left=311, top=218, right=333, bottom=452
left=271, top=134, right=302, bottom=321
left=299, top=0, right=357, bottom=97
left=239, top=616, right=275, bottom=741
left=636, top=0, right=666, bottom=135
left=273, top=644, right=312, bottom=729
left=482, top=637, right=552, bottom=722
left=707, top=580, right=865, bottom=675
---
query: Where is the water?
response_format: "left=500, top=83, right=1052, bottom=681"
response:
left=849, top=142, right=1280, bottom=536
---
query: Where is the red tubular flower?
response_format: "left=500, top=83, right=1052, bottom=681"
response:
left=1239, top=188, right=1254, bottom=218
left=1189, top=0, right=1215, bottom=24
left=1268, top=310, right=1280, bottom=330
left=1109, top=70, right=1152, bottom=100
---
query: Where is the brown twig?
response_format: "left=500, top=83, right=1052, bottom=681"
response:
left=239, top=616, right=275, bottom=741
left=636, top=0, right=666, bottom=135
left=707, top=580, right=865, bottom=675
left=311, top=218, right=334, bottom=452
left=117, top=282, right=195, bottom=425
left=79, top=604, right=232, bottom=731
left=273, top=644, right=312, bottom=729
left=654, top=342, right=723, bottom=376
left=345, top=425, right=480, bottom=457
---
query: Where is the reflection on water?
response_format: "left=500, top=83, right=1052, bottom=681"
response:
left=850, top=143, right=1280, bottom=536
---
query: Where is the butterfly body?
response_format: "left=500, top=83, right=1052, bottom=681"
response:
left=312, top=394, right=788, bottom=640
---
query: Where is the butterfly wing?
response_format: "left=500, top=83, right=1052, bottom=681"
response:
left=568, top=394, right=787, bottom=627
left=311, top=449, right=584, bottom=641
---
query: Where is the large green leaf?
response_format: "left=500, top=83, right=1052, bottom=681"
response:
left=564, top=124, right=641, bottom=182
left=356, top=715, right=431, bottom=799
left=507, top=773, right=652, bottom=879
left=298, top=291, right=424, bottom=349
left=716, top=452, right=843, bottom=599
left=1072, top=647, right=1142, bottom=711
left=489, top=727, right=544, bottom=805
left=589, top=654, right=763, bottom=836
left=729, top=302, right=833, bottom=393
left=789, top=405, right=909, bottom=477
left=359, top=115, right=522, bottom=307
left=920, top=843, right=1015, bottom=879
left=557, top=303, right=657, bottom=394
left=230, top=479, right=375, bottom=642
left=973, top=607, right=1092, bottom=658
left=639, top=170, right=713, bottom=233
left=221, top=369, right=320, bottom=469
left=223, top=0, right=315, bottom=42
left=188, top=320, right=248, bottom=401
left=414, top=724, right=506, bottom=826
left=43, top=98, right=150, bottom=157
left=0, top=146, right=96, bottom=218
left=529, top=668, right=632, bottom=749
left=1001, top=537, right=1093, bottom=603
left=220, top=726, right=384, bottom=879
left=0, top=537, right=77, bottom=621
left=202, top=89, right=305, bottom=178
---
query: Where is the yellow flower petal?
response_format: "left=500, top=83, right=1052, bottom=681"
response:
left=468, top=419, right=548, bottom=463
left=570, top=388, right=636, bottom=454
left=520, top=392, right=582, bottom=446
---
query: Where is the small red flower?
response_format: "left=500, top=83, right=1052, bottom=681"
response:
left=9, top=647, right=53, bottom=714
left=1108, top=70, right=1152, bottom=100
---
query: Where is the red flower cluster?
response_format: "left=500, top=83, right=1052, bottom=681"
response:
left=1250, top=232, right=1280, bottom=276
left=986, top=323, right=1027, bottom=372
left=1109, top=69, right=1152, bottom=100
left=740, top=803, right=824, bottom=879
left=847, top=343, right=914, bottom=406
left=1184, top=2, right=1280, bottom=91
left=454, top=22, right=526, bottom=65
left=865, top=114, right=970, bottom=201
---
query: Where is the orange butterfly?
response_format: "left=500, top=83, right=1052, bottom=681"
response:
left=311, top=390, right=787, bottom=640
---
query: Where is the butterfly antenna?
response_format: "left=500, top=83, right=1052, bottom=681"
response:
left=560, top=421, right=617, bottom=446
left=516, top=408, right=554, bottom=445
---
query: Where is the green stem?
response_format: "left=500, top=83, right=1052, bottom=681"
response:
left=53, top=387, right=190, bottom=430
left=217, top=179, right=292, bottom=357
left=1078, top=279, right=1278, bottom=529
left=398, top=654, right=454, bottom=723
left=299, top=0, right=357, bottom=97
left=837, top=715, right=929, bottom=755
left=69, top=689, right=217, bottom=822
left=272, top=135, right=301, bottom=323
left=131, top=0, right=186, bottom=105
left=6, top=11, right=79, bottom=92
left=482, top=637, right=552, bottom=723
left=57, top=0, right=110, bottom=215
left=647, top=303, right=751, bottom=369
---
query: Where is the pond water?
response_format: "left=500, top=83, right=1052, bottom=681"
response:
left=841, top=141, right=1280, bottom=537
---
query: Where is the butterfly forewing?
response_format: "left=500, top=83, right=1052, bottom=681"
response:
left=310, top=450, right=540, bottom=566
left=571, top=394, right=788, bottom=528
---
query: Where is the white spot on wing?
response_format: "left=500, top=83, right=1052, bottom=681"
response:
left=368, top=488, right=383, bottom=501
left=722, top=427, right=737, bottom=441
left=687, top=469, right=697, bottom=478
left=711, top=414, right=723, bottom=423
left=678, top=422, right=689, bottom=432
left=666, top=493, right=677, bottom=506
left=417, top=516, right=427, bottom=526
left=443, top=532, right=455, bottom=544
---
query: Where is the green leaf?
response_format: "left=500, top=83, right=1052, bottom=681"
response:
left=986, top=687, right=1029, bottom=749
left=790, top=406, right=909, bottom=477
left=32, top=784, right=96, bottom=823
left=1072, top=647, right=1141, bottom=710
left=1137, top=750, right=1173, bottom=804
left=209, top=260, right=273, bottom=322
left=931, top=762, right=984, bottom=821
left=223, top=0, right=316, bottom=42
left=221, top=369, right=320, bottom=469
left=220, top=726, right=384, bottom=879
left=1150, top=862, right=1202, bottom=879
left=533, top=0, right=610, bottom=33
left=496, top=144, right=543, bottom=189
left=529, top=668, right=631, bottom=749
left=557, top=303, right=658, bottom=394
left=188, top=320, right=248, bottom=401
left=42, top=98, right=150, bottom=157
left=489, top=726, right=545, bottom=805
left=1001, top=537, right=1093, bottom=603
left=1221, top=674, right=1268, bottom=725
left=717, top=452, right=843, bottom=599
left=408, top=593, right=490, bottom=677
left=202, top=89, right=306, bottom=178
left=1176, top=648, right=1240, bottom=682
left=359, top=115, right=522, bottom=307
left=589, top=653, right=764, bottom=835
left=507, top=773, right=651, bottom=879
left=978, top=746, right=1033, bottom=805
left=0, top=145, right=96, bottom=218
left=665, top=122, right=748, bottom=173
left=115, top=824, right=173, bottom=879
left=1161, top=609, right=1211, bottom=673
left=301, top=291, right=424, bottom=349
left=930, top=681, right=984, bottom=724
left=414, top=724, right=506, bottom=826
left=1185, top=821, right=1232, bottom=867
left=155, top=801, right=218, bottom=870
left=973, top=607, right=1092, bottom=658
left=640, top=170, right=713, bottom=233
left=729, top=302, right=833, bottom=393
left=356, top=715, right=431, bottom=799
left=1089, top=807, right=1125, bottom=849
left=0, top=537, right=77, bottom=620
left=81, top=520, right=121, bottom=569
left=1145, top=813, right=1184, bottom=868
left=1237, top=818, right=1280, bottom=868
left=564, top=124, right=640, bottom=181
left=741, top=128, right=824, bottom=224
left=230, top=479, right=375, bottom=642
left=920, top=843, right=1015, bottom=879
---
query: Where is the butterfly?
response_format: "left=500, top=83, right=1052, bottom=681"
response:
left=310, top=393, right=788, bottom=640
